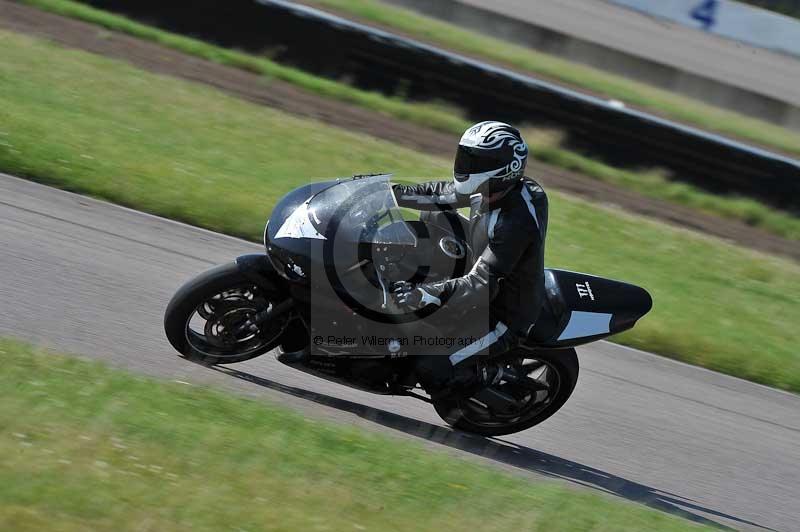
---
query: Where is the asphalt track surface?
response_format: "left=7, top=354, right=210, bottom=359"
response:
left=457, top=0, right=800, bottom=106
left=2, top=173, right=799, bottom=531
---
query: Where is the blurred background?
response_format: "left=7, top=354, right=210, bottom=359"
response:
left=1, top=0, right=798, bottom=530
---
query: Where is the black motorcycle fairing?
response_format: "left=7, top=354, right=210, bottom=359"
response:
left=525, top=270, right=569, bottom=345
left=527, top=269, right=652, bottom=348
left=234, top=254, right=283, bottom=291
left=277, top=349, right=414, bottom=395
left=265, top=179, right=337, bottom=282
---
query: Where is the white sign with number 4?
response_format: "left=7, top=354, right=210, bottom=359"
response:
left=606, top=0, right=800, bottom=57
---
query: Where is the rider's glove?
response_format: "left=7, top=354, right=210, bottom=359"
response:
left=391, top=281, right=442, bottom=311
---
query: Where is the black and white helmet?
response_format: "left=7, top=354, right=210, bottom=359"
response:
left=453, top=121, right=528, bottom=195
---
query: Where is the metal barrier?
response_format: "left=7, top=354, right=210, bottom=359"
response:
left=80, top=0, right=800, bottom=211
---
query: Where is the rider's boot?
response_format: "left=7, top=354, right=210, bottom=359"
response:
left=415, top=355, right=503, bottom=401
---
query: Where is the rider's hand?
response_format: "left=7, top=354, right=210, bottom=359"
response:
left=391, top=281, right=442, bottom=310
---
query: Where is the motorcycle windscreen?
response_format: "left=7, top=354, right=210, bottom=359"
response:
left=306, top=175, right=417, bottom=352
left=308, top=174, right=417, bottom=247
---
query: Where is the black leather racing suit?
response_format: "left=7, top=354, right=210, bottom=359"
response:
left=393, top=177, right=548, bottom=387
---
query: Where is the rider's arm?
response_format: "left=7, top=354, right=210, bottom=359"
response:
left=393, top=181, right=471, bottom=211
left=416, top=213, right=534, bottom=308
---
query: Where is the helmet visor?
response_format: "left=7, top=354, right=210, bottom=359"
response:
left=454, top=145, right=507, bottom=176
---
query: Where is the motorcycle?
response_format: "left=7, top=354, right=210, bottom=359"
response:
left=164, top=174, right=652, bottom=436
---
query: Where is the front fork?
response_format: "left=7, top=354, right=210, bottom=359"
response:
left=234, top=297, right=294, bottom=336
left=233, top=253, right=294, bottom=336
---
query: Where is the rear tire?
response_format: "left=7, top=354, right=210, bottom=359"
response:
left=433, top=348, right=579, bottom=436
left=164, top=262, right=288, bottom=365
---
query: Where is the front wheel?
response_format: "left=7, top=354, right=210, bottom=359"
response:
left=433, top=348, right=579, bottom=436
left=164, top=262, right=289, bottom=365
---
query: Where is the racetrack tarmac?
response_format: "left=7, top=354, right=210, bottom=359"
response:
left=2, top=173, right=799, bottom=531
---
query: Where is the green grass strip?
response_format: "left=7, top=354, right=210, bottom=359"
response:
left=1, top=30, right=799, bottom=392
left=18, top=0, right=800, bottom=241
left=306, top=0, right=800, bottom=156
left=526, top=130, right=800, bottom=241
left=0, top=339, right=713, bottom=531
left=21, top=0, right=468, bottom=135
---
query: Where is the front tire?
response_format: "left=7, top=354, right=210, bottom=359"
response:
left=164, top=262, right=288, bottom=365
left=433, top=348, right=579, bottom=436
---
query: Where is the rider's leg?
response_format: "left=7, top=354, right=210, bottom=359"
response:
left=415, top=320, right=522, bottom=399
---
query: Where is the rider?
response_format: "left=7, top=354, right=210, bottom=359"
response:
left=391, top=121, right=548, bottom=399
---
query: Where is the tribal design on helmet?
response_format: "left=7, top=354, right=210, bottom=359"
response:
left=453, top=121, right=528, bottom=195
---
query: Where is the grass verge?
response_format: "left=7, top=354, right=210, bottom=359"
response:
left=17, top=0, right=800, bottom=240
left=0, top=339, right=708, bottom=531
left=524, top=129, right=800, bottom=241
left=304, top=0, right=800, bottom=156
left=1, top=30, right=798, bottom=392
left=17, top=0, right=800, bottom=241
left=20, top=0, right=468, bottom=135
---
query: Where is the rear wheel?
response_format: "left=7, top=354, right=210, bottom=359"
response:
left=164, top=263, right=289, bottom=365
left=433, top=348, right=579, bottom=436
